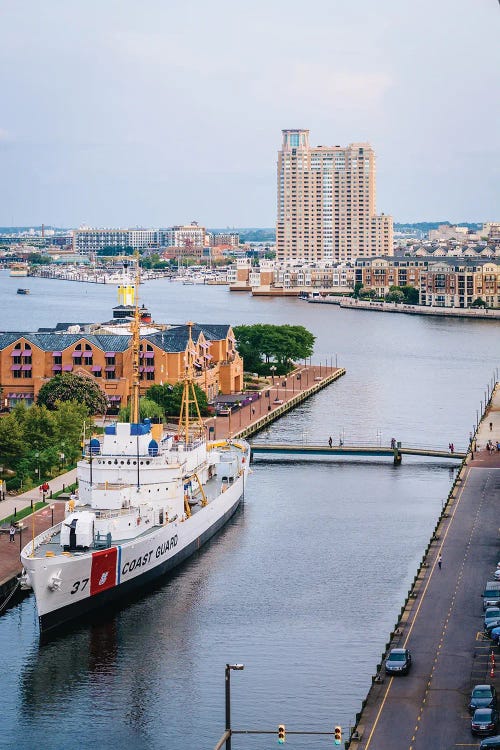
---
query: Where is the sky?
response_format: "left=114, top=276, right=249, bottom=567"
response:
left=0, top=0, right=498, bottom=227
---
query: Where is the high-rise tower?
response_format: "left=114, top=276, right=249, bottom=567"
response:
left=276, top=129, right=393, bottom=263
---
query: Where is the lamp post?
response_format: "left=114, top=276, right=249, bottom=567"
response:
left=34, top=451, right=40, bottom=482
left=18, top=521, right=24, bottom=553
left=50, top=503, right=55, bottom=527
left=270, top=365, right=276, bottom=384
left=225, top=663, right=244, bottom=750
left=228, top=408, right=232, bottom=438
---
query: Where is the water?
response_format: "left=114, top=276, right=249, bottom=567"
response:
left=0, top=272, right=498, bottom=749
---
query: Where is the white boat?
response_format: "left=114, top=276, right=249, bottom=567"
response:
left=10, top=263, right=29, bottom=277
left=21, top=270, right=250, bottom=635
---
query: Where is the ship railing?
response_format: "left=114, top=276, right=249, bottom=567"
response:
left=26, top=522, right=62, bottom=554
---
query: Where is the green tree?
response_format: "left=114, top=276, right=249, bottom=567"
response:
left=353, top=281, right=363, bottom=298
left=233, top=324, right=315, bottom=374
left=0, top=412, right=26, bottom=470
left=118, top=397, right=165, bottom=422
left=471, top=297, right=487, bottom=308
left=146, top=383, right=209, bottom=417
left=401, top=285, right=419, bottom=305
left=385, top=289, right=405, bottom=303
left=52, top=400, right=90, bottom=464
left=37, top=373, right=108, bottom=414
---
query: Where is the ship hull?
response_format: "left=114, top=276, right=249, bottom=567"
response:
left=23, top=461, right=248, bottom=636
left=39, top=496, right=242, bottom=634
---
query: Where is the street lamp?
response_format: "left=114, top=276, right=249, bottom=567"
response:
left=50, top=503, right=55, bottom=527
left=34, top=451, right=40, bottom=482
left=225, top=663, right=244, bottom=750
left=18, top=521, right=24, bottom=553
left=270, top=365, right=276, bottom=384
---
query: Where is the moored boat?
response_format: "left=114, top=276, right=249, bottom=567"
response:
left=17, top=288, right=30, bottom=294
left=20, top=264, right=250, bottom=635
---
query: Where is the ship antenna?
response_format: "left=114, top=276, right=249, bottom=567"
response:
left=130, top=252, right=141, bottom=424
left=177, top=322, right=204, bottom=444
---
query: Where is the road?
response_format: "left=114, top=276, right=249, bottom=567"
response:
left=354, top=401, right=500, bottom=749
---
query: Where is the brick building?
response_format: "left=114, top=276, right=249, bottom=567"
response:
left=0, top=324, right=243, bottom=411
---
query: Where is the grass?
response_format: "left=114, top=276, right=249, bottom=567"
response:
left=0, top=481, right=78, bottom=525
left=1, top=502, right=46, bottom=526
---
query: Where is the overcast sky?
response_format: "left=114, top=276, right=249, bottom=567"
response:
left=0, top=0, right=498, bottom=227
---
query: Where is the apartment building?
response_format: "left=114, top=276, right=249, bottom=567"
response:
left=73, top=224, right=208, bottom=254
left=0, top=324, right=243, bottom=411
left=276, top=129, right=393, bottom=264
left=419, top=260, right=500, bottom=308
left=355, top=258, right=427, bottom=297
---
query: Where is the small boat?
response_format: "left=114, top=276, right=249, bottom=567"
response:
left=17, top=288, right=30, bottom=295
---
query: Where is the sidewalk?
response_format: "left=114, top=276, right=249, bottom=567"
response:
left=0, top=467, right=77, bottom=522
left=470, top=384, right=500, bottom=468
left=205, top=364, right=340, bottom=441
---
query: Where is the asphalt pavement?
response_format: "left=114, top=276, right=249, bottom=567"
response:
left=354, top=387, right=500, bottom=749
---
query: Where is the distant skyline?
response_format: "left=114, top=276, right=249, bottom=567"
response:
left=0, top=0, right=498, bottom=227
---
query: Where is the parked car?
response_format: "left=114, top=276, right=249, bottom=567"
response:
left=485, top=620, right=500, bottom=637
left=480, top=735, right=500, bottom=749
left=385, top=648, right=412, bottom=675
left=472, top=708, right=499, bottom=736
left=490, top=627, right=500, bottom=645
left=470, top=686, right=498, bottom=713
left=484, top=608, right=500, bottom=629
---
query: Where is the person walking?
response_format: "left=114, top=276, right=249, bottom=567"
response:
left=9, top=524, right=16, bottom=543
left=490, top=422, right=493, bottom=432
left=438, top=554, right=442, bottom=570
left=328, top=436, right=333, bottom=448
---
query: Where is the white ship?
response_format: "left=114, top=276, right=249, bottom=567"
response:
left=21, top=273, right=250, bottom=635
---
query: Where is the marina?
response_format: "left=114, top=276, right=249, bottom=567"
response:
left=0, top=273, right=499, bottom=750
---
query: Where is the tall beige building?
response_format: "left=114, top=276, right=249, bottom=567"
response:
left=276, top=129, right=393, bottom=263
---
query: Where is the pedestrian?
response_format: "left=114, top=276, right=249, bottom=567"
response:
left=438, top=554, right=442, bottom=570
left=490, top=422, right=493, bottom=432
left=328, top=436, right=333, bottom=448
left=451, top=443, right=454, bottom=453
left=251, top=407, right=256, bottom=416
left=9, top=524, right=16, bottom=543
left=448, top=443, right=452, bottom=453
left=391, top=437, right=396, bottom=449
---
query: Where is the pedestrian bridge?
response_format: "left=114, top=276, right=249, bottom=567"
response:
left=249, top=443, right=467, bottom=464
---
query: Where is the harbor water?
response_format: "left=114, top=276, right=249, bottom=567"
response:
left=0, top=272, right=498, bottom=749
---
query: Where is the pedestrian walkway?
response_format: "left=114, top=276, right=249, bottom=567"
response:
left=205, top=364, right=342, bottom=441
left=0, top=467, right=77, bottom=522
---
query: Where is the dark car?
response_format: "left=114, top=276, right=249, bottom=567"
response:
left=472, top=708, right=499, bottom=736
left=385, top=648, right=412, bottom=675
left=480, top=736, right=500, bottom=749
left=485, top=620, right=500, bottom=637
left=470, top=686, right=498, bottom=713
left=485, top=609, right=500, bottom=629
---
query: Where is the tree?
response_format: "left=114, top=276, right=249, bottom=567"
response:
left=37, top=373, right=108, bottom=414
left=0, top=412, right=26, bottom=470
left=118, top=397, right=165, bottom=422
left=385, top=289, right=405, bottom=303
left=471, top=297, right=487, bottom=308
left=353, top=281, right=363, bottom=298
left=233, top=324, right=315, bottom=375
left=146, top=383, right=209, bottom=417
left=401, top=285, right=419, bottom=305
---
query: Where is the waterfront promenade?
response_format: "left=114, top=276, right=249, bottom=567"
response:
left=350, top=385, right=500, bottom=749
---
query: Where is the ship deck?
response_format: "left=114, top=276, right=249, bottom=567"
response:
left=31, top=466, right=238, bottom=560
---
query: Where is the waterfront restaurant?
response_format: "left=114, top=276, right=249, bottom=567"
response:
left=0, top=324, right=243, bottom=411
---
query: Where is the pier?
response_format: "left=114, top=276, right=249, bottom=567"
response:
left=346, top=384, right=500, bottom=748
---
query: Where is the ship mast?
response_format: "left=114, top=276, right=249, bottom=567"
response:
left=177, top=322, right=204, bottom=443
left=130, top=253, right=141, bottom=424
